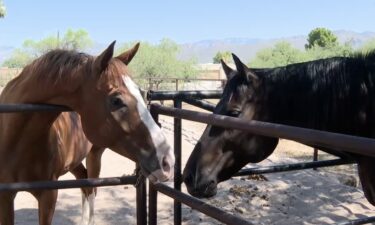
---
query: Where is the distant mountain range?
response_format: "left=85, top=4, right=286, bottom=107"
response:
left=178, top=30, right=375, bottom=63
left=1, top=30, right=375, bottom=65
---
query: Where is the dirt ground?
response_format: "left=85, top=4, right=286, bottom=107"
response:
left=10, top=103, right=375, bottom=224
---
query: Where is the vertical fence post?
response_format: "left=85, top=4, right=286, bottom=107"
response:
left=149, top=109, right=159, bottom=225
left=136, top=164, right=147, bottom=225
left=174, top=100, right=182, bottom=225
left=149, top=176, right=157, bottom=225
left=313, top=148, right=319, bottom=170
left=313, top=148, right=319, bottom=162
left=176, top=79, right=179, bottom=91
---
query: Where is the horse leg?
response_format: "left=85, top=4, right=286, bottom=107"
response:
left=86, top=146, right=105, bottom=182
left=70, top=163, right=94, bottom=225
left=0, top=191, right=16, bottom=225
left=31, top=190, right=58, bottom=225
left=78, top=146, right=105, bottom=225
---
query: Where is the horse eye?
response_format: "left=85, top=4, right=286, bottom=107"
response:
left=227, top=110, right=241, bottom=117
left=110, top=96, right=126, bottom=110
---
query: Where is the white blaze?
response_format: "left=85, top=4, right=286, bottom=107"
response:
left=122, top=76, right=174, bottom=169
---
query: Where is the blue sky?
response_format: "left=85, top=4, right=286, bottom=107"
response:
left=1, top=0, right=375, bottom=47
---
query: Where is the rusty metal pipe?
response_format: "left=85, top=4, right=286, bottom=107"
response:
left=147, top=90, right=222, bottom=101
left=151, top=104, right=375, bottom=158
left=0, top=176, right=137, bottom=192
left=182, top=98, right=216, bottom=112
left=154, top=183, right=254, bottom=225
left=0, top=104, right=71, bottom=113
left=235, top=159, right=353, bottom=176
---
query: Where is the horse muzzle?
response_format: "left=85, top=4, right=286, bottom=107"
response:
left=147, top=150, right=175, bottom=183
left=183, top=172, right=217, bottom=198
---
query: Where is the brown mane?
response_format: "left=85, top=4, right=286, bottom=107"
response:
left=29, top=49, right=93, bottom=82
left=10, top=49, right=132, bottom=93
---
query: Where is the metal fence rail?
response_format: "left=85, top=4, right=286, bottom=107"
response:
left=338, top=216, right=375, bottom=225
left=153, top=183, right=254, bottom=225
left=0, top=103, right=71, bottom=113
left=151, top=103, right=375, bottom=158
left=0, top=176, right=137, bottom=192
left=148, top=90, right=222, bottom=101
left=234, top=158, right=354, bottom=176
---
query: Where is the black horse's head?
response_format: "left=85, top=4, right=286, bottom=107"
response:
left=183, top=54, right=278, bottom=198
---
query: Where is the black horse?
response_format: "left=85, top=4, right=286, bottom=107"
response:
left=183, top=52, right=375, bottom=206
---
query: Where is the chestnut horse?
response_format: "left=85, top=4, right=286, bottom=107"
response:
left=183, top=53, right=375, bottom=206
left=0, top=42, right=174, bottom=225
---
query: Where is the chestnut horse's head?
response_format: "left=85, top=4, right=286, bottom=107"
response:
left=183, top=54, right=278, bottom=197
left=77, top=42, right=174, bottom=182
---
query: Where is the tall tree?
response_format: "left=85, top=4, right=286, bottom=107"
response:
left=213, top=51, right=232, bottom=64
left=3, top=29, right=93, bottom=68
left=305, top=27, right=338, bottom=49
left=250, top=41, right=304, bottom=68
left=304, top=41, right=353, bottom=61
left=0, top=0, right=5, bottom=18
left=250, top=33, right=353, bottom=68
left=117, top=38, right=197, bottom=89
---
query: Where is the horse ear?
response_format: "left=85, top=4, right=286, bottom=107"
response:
left=221, top=59, right=235, bottom=80
left=232, top=53, right=258, bottom=83
left=116, top=42, right=140, bottom=65
left=95, top=41, right=116, bottom=73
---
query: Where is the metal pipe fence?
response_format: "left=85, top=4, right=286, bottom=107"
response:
left=0, top=104, right=71, bottom=112
left=1, top=90, right=375, bottom=225
left=147, top=90, right=375, bottom=225
left=234, top=158, right=354, bottom=177
left=153, top=183, right=254, bottom=225
left=147, top=90, right=222, bottom=101
left=0, top=176, right=137, bottom=192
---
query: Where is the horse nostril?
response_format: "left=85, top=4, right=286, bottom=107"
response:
left=208, top=180, right=216, bottom=187
left=162, top=156, right=170, bottom=173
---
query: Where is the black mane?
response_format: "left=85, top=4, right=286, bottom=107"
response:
left=255, top=52, right=375, bottom=137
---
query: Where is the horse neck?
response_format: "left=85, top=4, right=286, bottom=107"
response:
left=259, top=57, right=373, bottom=134
left=257, top=60, right=336, bottom=125
left=2, top=65, right=86, bottom=106
left=0, top=66, right=86, bottom=143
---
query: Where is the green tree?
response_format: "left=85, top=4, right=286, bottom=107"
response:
left=60, top=29, right=93, bottom=50
left=0, top=0, right=5, bottom=18
left=250, top=41, right=304, bottom=68
left=360, top=38, right=375, bottom=53
left=1, top=50, right=33, bottom=68
left=305, top=27, right=338, bottom=49
left=304, top=42, right=353, bottom=61
left=3, top=29, right=93, bottom=68
left=250, top=37, right=353, bottom=68
left=213, top=51, right=232, bottom=64
left=117, top=38, right=197, bottom=90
